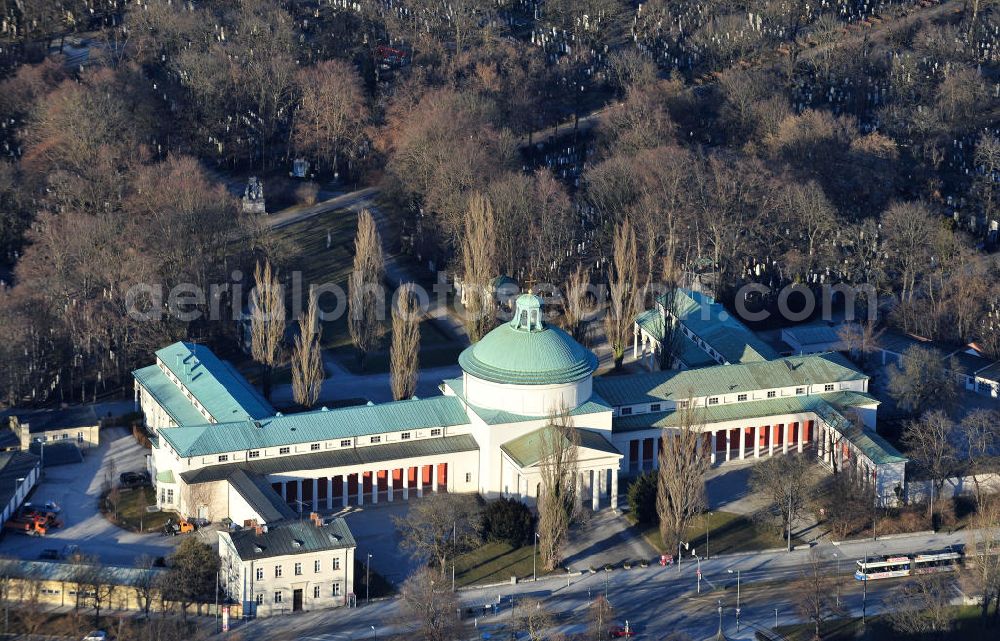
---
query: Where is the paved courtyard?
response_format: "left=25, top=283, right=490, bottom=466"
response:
left=0, top=425, right=195, bottom=566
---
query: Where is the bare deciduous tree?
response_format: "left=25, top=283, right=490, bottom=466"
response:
left=398, top=567, right=462, bottom=641
left=348, top=209, right=385, bottom=371
left=460, top=193, right=497, bottom=342
left=656, top=257, right=682, bottom=371
left=750, top=454, right=814, bottom=551
left=251, top=259, right=285, bottom=400
left=837, top=320, right=884, bottom=368
left=604, top=218, right=638, bottom=370
left=291, top=289, right=323, bottom=408
left=391, top=283, right=421, bottom=401
left=656, top=397, right=709, bottom=554
left=517, top=597, right=555, bottom=641
left=561, top=264, right=592, bottom=346
left=590, top=595, right=614, bottom=641
left=888, top=346, right=958, bottom=415
left=883, top=572, right=955, bottom=636
left=960, top=409, right=1000, bottom=509
left=293, top=60, right=369, bottom=178
left=962, top=498, right=1000, bottom=625
left=393, top=492, right=481, bottom=577
left=794, top=550, right=845, bottom=639
left=903, top=410, right=959, bottom=522
left=537, top=406, right=580, bottom=571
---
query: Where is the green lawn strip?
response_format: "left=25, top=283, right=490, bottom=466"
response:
left=629, top=511, right=802, bottom=556
left=453, top=541, right=548, bottom=587
left=776, top=606, right=993, bottom=641
left=107, top=486, right=171, bottom=533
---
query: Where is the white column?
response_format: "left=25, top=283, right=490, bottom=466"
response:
left=387, top=470, right=394, bottom=502
left=768, top=426, right=775, bottom=457
left=417, top=469, right=424, bottom=497
left=591, top=470, right=600, bottom=511
left=372, top=471, right=379, bottom=504
left=797, top=423, right=804, bottom=453
left=312, top=478, right=319, bottom=511
left=725, top=430, right=731, bottom=462
left=575, top=472, right=583, bottom=508
left=738, top=429, right=746, bottom=460
left=754, top=426, right=761, bottom=459
left=296, top=479, right=303, bottom=512
left=357, top=474, right=364, bottom=506
left=403, top=468, right=410, bottom=500
left=610, top=472, right=619, bottom=511
left=327, top=478, right=333, bottom=511
left=818, top=425, right=826, bottom=461
left=341, top=476, right=348, bottom=508
left=652, top=436, right=660, bottom=470
left=783, top=425, right=789, bottom=455
left=710, top=431, right=717, bottom=465
left=432, top=465, right=440, bottom=493
left=623, top=443, right=631, bottom=475
left=281, top=481, right=288, bottom=502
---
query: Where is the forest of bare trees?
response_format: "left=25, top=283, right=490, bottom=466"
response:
left=0, top=0, right=998, bottom=409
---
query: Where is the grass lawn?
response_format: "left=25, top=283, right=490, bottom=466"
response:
left=631, top=511, right=803, bottom=556
left=107, top=486, right=171, bottom=533
left=453, top=541, right=548, bottom=587
left=777, top=606, right=996, bottom=641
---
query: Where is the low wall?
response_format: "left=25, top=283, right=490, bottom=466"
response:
left=905, top=473, right=1000, bottom=503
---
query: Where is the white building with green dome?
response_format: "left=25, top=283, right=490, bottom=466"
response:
left=135, top=293, right=907, bottom=531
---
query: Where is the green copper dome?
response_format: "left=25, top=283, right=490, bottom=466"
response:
left=459, top=293, right=598, bottom=385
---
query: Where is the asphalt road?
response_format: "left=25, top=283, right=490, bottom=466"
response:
left=242, top=528, right=980, bottom=640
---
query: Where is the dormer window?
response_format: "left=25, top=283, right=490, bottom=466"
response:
left=620, top=407, right=632, bottom=416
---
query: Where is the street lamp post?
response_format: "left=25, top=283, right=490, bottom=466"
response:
left=862, top=552, right=868, bottom=626
left=366, top=553, right=373, bottom=604
left=774, top=608, right=778, bottom=629
left=533, top=532, right=539, bottom=581
left=728, top=569, right=741, bottom=632
left=696, top=555, right=702, bottom=594
left=833, top=552, right=841, bottom=607
left=705, top=512, right=712, bottom=559
left=371, top=624, right=376, bottom=641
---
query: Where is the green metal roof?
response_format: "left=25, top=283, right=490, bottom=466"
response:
left=611, top=390, right=879, bottom=432
left=593, top=352, right=867, bottom=407
left=182, top=434, right=479, bottom=484
left=975, top=361, right=1000, bottom=382
left=152, top=341, right=274, bottom=424
left=0, top=558, right=164, bottom=587
left=812, top=399, right=908, bottom=465
left=161, top=395, right=471, bottom=457
left=782, top=324, right=842, bottom=347
left=133, top=364, right=207, bottom=426
left=501, top=426, right=620, bottom=468
left=459, top=294, right=598, bottom=385
left=225, top=517, right=355, bottom=561
left=442, top=379, right=612, bottom=425
left=655, top=289, right=778, bottom=363
left=156, top=470, right=175, bottom=484
left=227, top=469, right=297, bottom=523
left=636, top=308, right=664, bottom=341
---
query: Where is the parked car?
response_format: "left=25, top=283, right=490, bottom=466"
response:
left=162, top=518, right=195, bottom=536
left=119, top=471, right=149, bottom=488
left=82, top=631, right=107, bottom=641
left=24, top=500, right=61, bottom=514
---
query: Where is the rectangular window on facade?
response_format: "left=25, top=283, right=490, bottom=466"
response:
left=333, top=557, right=341, bottom=571
left=218, top=455, right=228, bottom=462
left=371, top=436, right=381, bottom=444
left=275, top=565, right=282, bottom=578
left=677, top=400, right=689, bottom=409
left=279, top=447, right=290, bottom=455
left=795, top=387, right=805, bottom=395
left=650, top=403, right=661, bottom=412
left=314, top=560, right=321, bottom=573
left=401, top=432, right=411, bottom=440
left=708, top=397, right=719, bottom=405
left=621, top=407, right=632, bottom=416
left=274, top=592, right=282, bottom=604
left=166, top=489, right=174, bottom=504
left=767, top=391, right=777, bottom=398
left=737, top=394, right=747, bottom=402
left=430, top=428, right=442, bottom=436
left=77, top=432, right=84, bottom=443
left=249, top=450, right=260, bottom=459
left=313, top=585, right=321, bottom=599
left=333, top=583, right=341, bottom=596
left=465, top=472, right=472, bottom=483
left=256, top=568, right=264, bottom=581
left=824, top=384, right=835, bottom=392
left=294, top=562, right=302, bottom=576
left=341, top=440, right=351, bottom=447
left=255, top=594, right=264, bottom=605
left=311, top=443, right=321, bottom=451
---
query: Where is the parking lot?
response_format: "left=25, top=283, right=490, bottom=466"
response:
left=0, top=425, right=215, bottom=567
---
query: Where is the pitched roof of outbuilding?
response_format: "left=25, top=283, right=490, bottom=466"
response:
left=501, top=426, right=620, bottom=468
left=224, top=518, right=355, bottom=561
